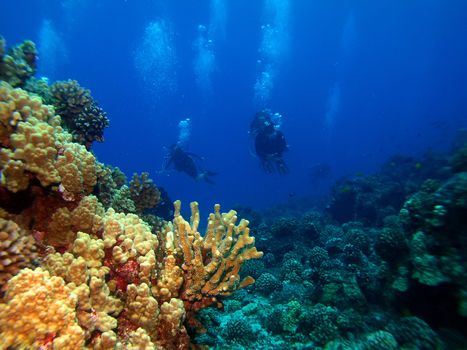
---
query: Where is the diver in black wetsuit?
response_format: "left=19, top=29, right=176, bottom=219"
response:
left=163, top=144, right=216, bottom=184
left=250, top=109, right=289, bottom=174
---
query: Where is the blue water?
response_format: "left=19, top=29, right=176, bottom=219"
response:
left=2, top=0, right=467, bottom=211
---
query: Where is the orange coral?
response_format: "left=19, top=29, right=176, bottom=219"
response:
left=165, top=201, right=263, bottom=312
left=0, top=268, right=84, bottom=349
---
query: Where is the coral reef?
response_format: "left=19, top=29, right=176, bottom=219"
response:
left=194, top=147, right=465, bottom=349
left=1, top=33, right=465, bottom=349
left=0, top=63, right=262, bottom=348
left=0, top=199, right=262, bottom=349
left=327, top=154, right=448, bottom=225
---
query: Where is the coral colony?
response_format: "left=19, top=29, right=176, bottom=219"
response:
left=0, top=36, right=262, bottom=349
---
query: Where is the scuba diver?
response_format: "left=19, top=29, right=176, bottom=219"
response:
left=162, top=118, right=216, bottom=184
left=250, top=109, right=289, bottom=174
left=163, top=143, right=216, bottom=184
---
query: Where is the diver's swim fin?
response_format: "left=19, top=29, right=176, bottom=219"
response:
left=197, top=171, right=216, bottom=184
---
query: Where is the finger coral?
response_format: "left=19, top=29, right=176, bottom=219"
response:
left=42, top=206, right=189, bottom=348
left=163, top=201, right=264, bottom=313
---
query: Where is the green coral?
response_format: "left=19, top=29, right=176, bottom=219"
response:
left=94, top=162, right=127, bottom=209
left=362, top=331, right=398, bottom=350
left=387, top=316, right=442, bottom=349
left=129, top=172, right=160, bottom=214
left=450, top=142, right=467, bottom=173
left=0, top=38, right=37, bottom=87
left=111, top=185, right=137, bottom=214
left=280, top=300, right=302, bottom=333
left=222, top=315, right=255, bottom=346
left=23, top=77, right=52, bottom=102
left=0, top=36, right=5, bottom=59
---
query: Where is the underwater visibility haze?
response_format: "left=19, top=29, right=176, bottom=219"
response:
left=0, top=0, right=467, bottom=349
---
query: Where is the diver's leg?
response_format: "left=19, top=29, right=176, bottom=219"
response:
left=276, top=158, right=288, bottom=174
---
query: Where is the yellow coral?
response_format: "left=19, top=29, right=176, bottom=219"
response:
left=0, top=82, right=96, bottom=196
left=126, top=283, right=159, bottom=328
left=43, top=208, right=161, bottom=343
left=56, top=142, right=97, bottom=199
left=103, top=209, right=158, bottom=269
left=126, top=328, right=156, bottom=350
left=0, top=81, right=55, bottom=141
left=47, top=195, right=104, bottom=246
left=168, top=201, right=263, bottom=311
left=0, top=268, right=84, bottom=349
left=0, top=108, right=62, bottom=191
left=45, top=231, right=122, bottom=336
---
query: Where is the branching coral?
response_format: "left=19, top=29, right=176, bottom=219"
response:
left=162, top=201, right=263, bottom=313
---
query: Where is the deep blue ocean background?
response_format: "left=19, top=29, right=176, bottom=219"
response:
left=2, top=0, right=467, bottom=212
